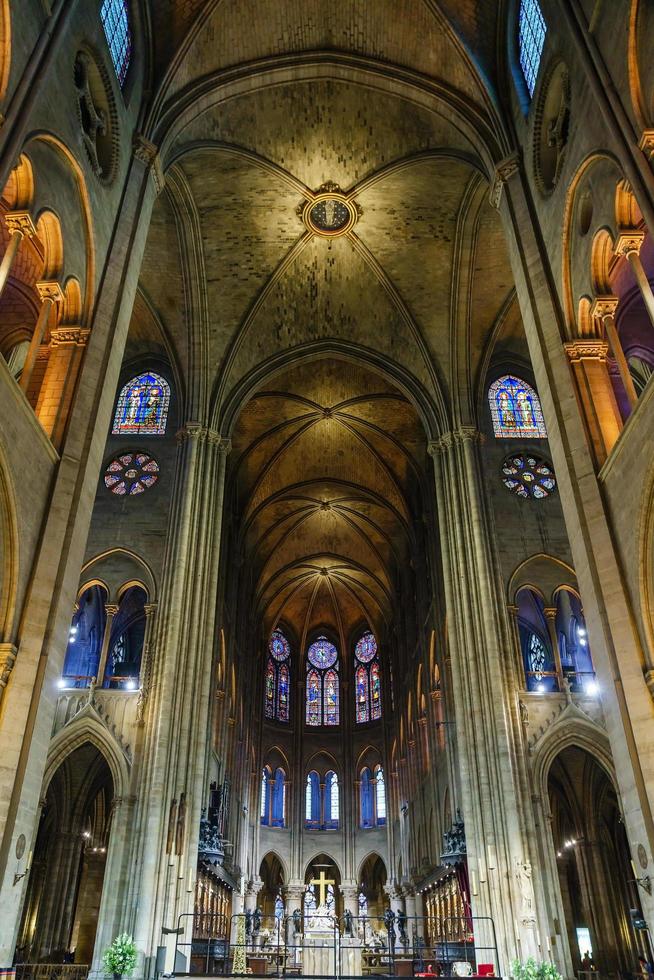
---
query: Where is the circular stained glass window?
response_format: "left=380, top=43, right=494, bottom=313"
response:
left=355, top=631, right=377, bottom=663
left=307, top=635, right=338, bottom=669
left=501, top=453, right=556, bottom=499
left=104, top=452, right=159, bottom=496
left=269, top=629, right=290, bottom=661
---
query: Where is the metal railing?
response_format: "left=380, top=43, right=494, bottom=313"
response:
left=14, top=966, right=88, bottom=980
left=525, top=670, right=597, bottom=695
left=173, top=911, right=499, bottom=978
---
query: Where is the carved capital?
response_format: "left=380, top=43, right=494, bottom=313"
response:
left=105, top=603, right=120, bottom=616
left=489, top=153, right=520, bottom=209
left=133, top=135, right=164, bottom=195
left=615, top=231, right=645, bottom=258
left=176, top=423, right=230, bottom=452
left=639, top=130, right=654, bottom=162
left=49, top=326, right=91, bottom=347
left=644, top=668, right=654, bottom=700
left=564, top=340, right=609, bottom=363
left=0, top=643, right=17, bottom=688
left=5, top=210, right=36, bottom=237
left=590, top=296, right=619, bottom=322
left=144, top=602, right=158, bottom=618
left=428, top=427, right=483, bottom=455
left=36, top=280, right=64, bottom=303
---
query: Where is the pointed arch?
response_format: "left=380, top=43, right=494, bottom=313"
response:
left=44, top=715, right=130, bottom=799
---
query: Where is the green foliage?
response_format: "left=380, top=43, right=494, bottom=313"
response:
left=512, top=958, right=562, bottom=980
left=102, top=934, right=138, bottom=977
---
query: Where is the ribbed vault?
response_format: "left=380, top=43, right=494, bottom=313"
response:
left=229, top=359, right=429, bottom=656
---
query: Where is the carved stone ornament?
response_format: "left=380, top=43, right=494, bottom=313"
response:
left=590, top=296, right=619, bottom=322
left=564, top=340, right=609, bottom=363
left=489, top=155, right=520, bottom=209
left=639, top=130, right=654, bottom=163
left=74, top=49, right=118, bottom=183
left=614, top=230, right=645, bottom=258
left=133, top=135, right=165, bottom=195
left=533, top=62, right=571, bottom=195
left=298, top=182, right=362, bottom=237
left=5, top=211, right=36, bottom=238
left=0, top=644, right=17, bottom=689
left=36, top=280, right=65, bottom=304
left=440, top=810, right=466, bottom=865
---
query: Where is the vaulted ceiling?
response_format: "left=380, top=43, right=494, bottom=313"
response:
left=228, top=359, right=428, bottom=653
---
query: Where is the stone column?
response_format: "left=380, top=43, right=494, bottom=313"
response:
left=0, top=212, right=36, bottom=298
left=0, top=137, right=163, bottom=967
left=19, top=281, right=64, bottom=396
left=429, top=430, right=542, bottom=972
left=284, top=884, right=304, bottom=946
left=563, top=340, right=622, bottom=464
left=494, top=156, right=654, bottom=934
left=590, top=297, right=638, bottom=409
left=96, top=604, right=119, bottom=687
left=404, top=888, right=417, bottom=940
left=615, top=231, right=654, bottom=331
left=543, top=608, right=565, bottom=690
left=35, top=325, right=90, bottom=446
left=123, top=429, right=231, bottom=976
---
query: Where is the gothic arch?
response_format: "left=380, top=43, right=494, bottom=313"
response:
left=80, top=548, right=157, bottom=602
left=357, top=851, right=388, bottom=882
left=260, top=849, right=289, bottom=884
left=638, top=454, right=654, bottom=660
left=507, top=553, right=578, bottom=605
left=303, top=851, right=342, bottom=880
left=43, top=716, right=130, bottom=801
left=530, top=718, right=615, bottom=803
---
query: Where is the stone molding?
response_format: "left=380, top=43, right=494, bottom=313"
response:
left=133, top=134, right=165, bottom=195
left=428, top=426, right=483, bottom=456
left=564, top=340, right=609, bottom=362
left=590, top=295, right=619, bottom=321
left=5, top=210, right=36, bottom=237
left=615, top=230, right=645, bottom=257
left=639, top=130, right=654, bottom=162
left=489, top=153, right=520, bottom=209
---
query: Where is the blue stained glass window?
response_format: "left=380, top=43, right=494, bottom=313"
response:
left=264, top=629, right=291, bottom=723
left=519, top=0, right=547, bottom=98
left=489, top=375, right=547, bottom=438
left=113, top=372, right=170, bottom=436
left=354, top=630, right=382, bottom=724
left=306, top=635, right=339, bottom=726
left=101, top=0, right=131, bottom=87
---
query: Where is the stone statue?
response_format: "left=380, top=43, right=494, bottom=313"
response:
left=343, top=909, right=353, bottom=936
left=515, top=859, right=535, bottom=925
left=253, top=906, right=262, bottom=934
left=384, top=909, right=396, bottom=950
left=245, top=909, right=253, bottom=937
left=397, top=908, right=408, bottom=945
left=293, top=908, right=302, bottom=935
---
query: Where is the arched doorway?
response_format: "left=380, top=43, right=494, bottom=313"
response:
left=258, top=852, right=285, bottom=941
left=358, top=853, right=387, bottom=922
left=304, top=854, right=342, bottom=923
left=16, top=743, right=114, bottom=964
left=548, top=745, right=650, bottom=975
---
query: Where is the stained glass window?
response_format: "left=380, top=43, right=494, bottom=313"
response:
left=100, top=0, right=132, bottom=87
left=104, top=452, right=159, bottom=496
left=272, top=768, right=285, bottom=827
left=305, top=635, right=340, bottom=726
left=260, top=768, right=270, bottom=823
left=354, top=630, right=382, bottom=724
left=360, top=767, right=374, bottom=827
left=489, top=375, right=546, bottom=438
left=518, top=0, right=547, bottom=98
left=375, top=766, right=386, bottom=823
left=264, top=628, right=291, bottom=722
left=305, top=771, right=320, bottom=827
left=502, top=453, right=556, bottom=499
left=325, top=771, right=339, bottom=827
left=112, top=372, right=170, bottom=436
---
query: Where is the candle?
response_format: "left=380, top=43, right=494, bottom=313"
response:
left=187, top=865, right=194, bottom=892
left=471, top=871, right=479, bottom=896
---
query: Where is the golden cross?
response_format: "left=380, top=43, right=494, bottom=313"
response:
left=309, top=869, right=336, bottom=907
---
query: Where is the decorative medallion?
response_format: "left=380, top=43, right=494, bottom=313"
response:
left=307, top=635, right=338, bottom=669
left=269, top=629, right=290, bottom=662
left=355, top=632, right=377, bottom=664
left=104, top=452, right=160, bottom=496
left=639, top=843, right=649, bottom=870
left=501, top=453, right=556, bottom=499
left=15, top=834, right=26, bottom=860
left=298, top=182, right=361, bottom=238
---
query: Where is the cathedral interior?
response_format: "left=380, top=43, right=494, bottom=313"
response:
left=2, top=2, right=654, bottom=979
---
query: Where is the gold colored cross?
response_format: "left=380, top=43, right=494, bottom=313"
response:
left=309, top=869, right=336, bottom=907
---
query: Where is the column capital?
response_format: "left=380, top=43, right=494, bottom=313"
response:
left=542, top=606, right=557, bottom=622
left=5, top=210, right=36, bottom=237
left=133, top=134, right=165, bottom=195
left=489, top=153, right=521, bottom=209
left=49, top=326, right=91, bottom=347
left=639, top=129, right=654, bottom=162
left=615, top=230, right=645, bottom=258
left=0, top=642, right=17, bottom=689
left=428, top=427, right=483, bottom=456
left=36, top=280, right=64, bottom=303
left=590, top=295, right=619, bottom=322
left=105, top=603, right=119, bottom=616
left=144, top=602, right=158, bottom=617
left=564, top=339, right=609, bottom=363
left=176, top=423, right=231, bottom=452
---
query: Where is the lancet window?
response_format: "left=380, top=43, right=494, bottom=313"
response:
left=261, top=766, right=286, bottom=827
left=264, top=628, right=291, bottom=722
left=488, top=375, right=547, bottom=438
left=112, top=372, right=170, bottom=435
left=304, top=769, right=339, bottom=829
left=518, top=0, right=547, bottom=98
left=360, top=765, right=386, bottom=828
left=354, top=630, right=382, bottom=723
left=305, top=635, right=340, bottom=726
left=101, top=0, right=132, bottom=86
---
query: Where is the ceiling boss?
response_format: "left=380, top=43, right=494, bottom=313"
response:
left=298, top=182, right=362, bottom=238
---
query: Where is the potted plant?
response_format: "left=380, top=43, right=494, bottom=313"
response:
left=512, top=958, right=563, bottom=980
left=102, top=933, right=138, bottom=979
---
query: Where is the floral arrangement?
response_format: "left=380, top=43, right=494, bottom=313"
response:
left=512, top=958, right=562, bottom=980
left=102, top=934, right=138, bottom=977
